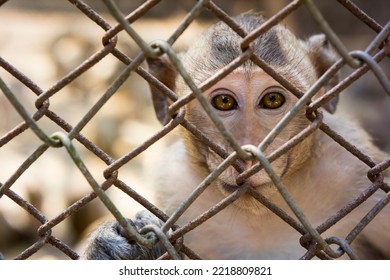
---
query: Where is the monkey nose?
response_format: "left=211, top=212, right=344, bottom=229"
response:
left=236, top=158, right=257, bottom=170
left=235, top=158, right=247, bottom=170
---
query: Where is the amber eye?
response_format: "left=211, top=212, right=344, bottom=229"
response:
left=260, top=92, right=285, bottom=109
left=211, top=94, right=238, bottom=111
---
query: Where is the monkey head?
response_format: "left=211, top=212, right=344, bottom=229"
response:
left=147, top=12, right=339, bottom=213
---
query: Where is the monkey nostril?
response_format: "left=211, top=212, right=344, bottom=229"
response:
left=236, top=158, right=257, bottom=171
left=236, top=158, right=248, bottom=170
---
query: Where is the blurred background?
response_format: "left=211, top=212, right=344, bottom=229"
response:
left=0, top=0, right=389, bottom=259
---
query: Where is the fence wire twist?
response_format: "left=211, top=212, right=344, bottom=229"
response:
left=0, top=0, right=389, bottom=260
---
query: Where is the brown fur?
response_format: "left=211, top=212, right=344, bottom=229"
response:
left=82, top=12, right=390, bottom=260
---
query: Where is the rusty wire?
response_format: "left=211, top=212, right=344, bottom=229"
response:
left=0, top=0, right=389, bottom=260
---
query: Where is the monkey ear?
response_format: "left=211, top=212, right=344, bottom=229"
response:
left=146, top=54, right=177, bottom=125
left=306, top=34, right=340, bottom=114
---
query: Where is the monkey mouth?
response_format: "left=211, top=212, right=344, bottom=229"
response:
left=221, top=180, right=270, bottom=194
left=221, top=181, right=258, bottom=194
left=222, top=182, right=243, bottom=193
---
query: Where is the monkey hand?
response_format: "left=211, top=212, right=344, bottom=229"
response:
left=81, top=211, right=166, bottom=260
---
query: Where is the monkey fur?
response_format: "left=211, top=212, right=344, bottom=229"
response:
left=81, top=12, right=390, bottom=260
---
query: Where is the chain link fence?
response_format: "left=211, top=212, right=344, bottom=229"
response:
left=0, top=0, right=389, bottom=260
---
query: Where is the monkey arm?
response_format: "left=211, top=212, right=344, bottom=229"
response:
left=81, top=211, right=167, bottom=260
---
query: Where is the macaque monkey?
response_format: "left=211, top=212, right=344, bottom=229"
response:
left=82, top=12, right=390, bottom=259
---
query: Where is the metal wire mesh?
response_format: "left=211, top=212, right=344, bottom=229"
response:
left=0, top=0, right=389, bottom=259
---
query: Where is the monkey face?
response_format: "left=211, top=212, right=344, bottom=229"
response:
left=186, top=69, right=312, bottom=211
left=147, top=12, right=337, bottom=214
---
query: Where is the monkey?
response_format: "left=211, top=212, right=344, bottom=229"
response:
left=81, top=12, right=390, bottom=260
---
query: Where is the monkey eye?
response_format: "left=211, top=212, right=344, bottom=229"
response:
left=259, top=92, right=285, bottom=109
left=211, top=94, right=238, bottom=111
